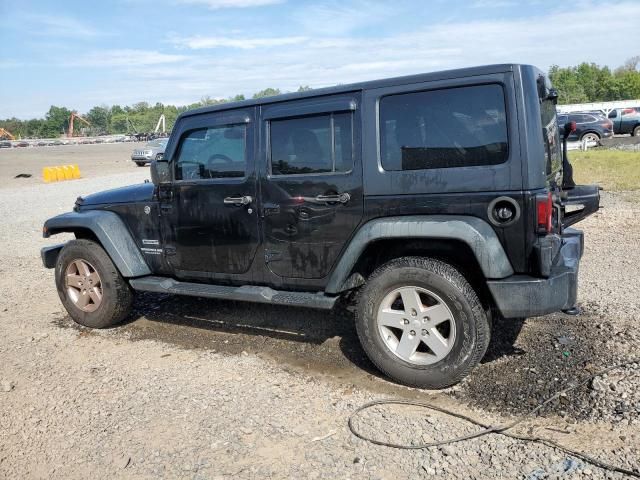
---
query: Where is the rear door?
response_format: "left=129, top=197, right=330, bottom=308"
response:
left=259, top=94, right=363, bottom=279
left=160, top=108, right=260, bottom=278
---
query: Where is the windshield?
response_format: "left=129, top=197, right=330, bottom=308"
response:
left=146, top=139, right=168, bottom=148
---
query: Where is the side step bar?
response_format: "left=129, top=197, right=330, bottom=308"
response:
left=129, top=276, right=339, bottom=310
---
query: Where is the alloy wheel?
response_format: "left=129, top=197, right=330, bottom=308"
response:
left=377, top=286, right=456, bottom=365
left=65, top=259, right=103, bottom=312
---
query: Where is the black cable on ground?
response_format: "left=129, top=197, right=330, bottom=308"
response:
left=348, top=360, right=639, bottom=478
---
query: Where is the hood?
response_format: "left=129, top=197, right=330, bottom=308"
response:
left=76, top=182, right=154, bottom=207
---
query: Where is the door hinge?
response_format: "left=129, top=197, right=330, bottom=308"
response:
left=264, top=250, right=282, bottom=263
left=164, top=246, right=176, bottom=256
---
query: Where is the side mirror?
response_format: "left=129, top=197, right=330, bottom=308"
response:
left=150, top=159, right=170, bottom=185
left=563, top=121, right=577, bottom=138
left=608, top=111, right=617, bottom=119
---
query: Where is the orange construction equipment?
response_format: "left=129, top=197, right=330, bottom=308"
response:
left=68, top=112, right=91, bottom=137
left=0, top=127, right=15, bottom=140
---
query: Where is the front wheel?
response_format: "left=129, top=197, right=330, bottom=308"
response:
left=55, top=239, right=134, bottom=328
left=581, top=132, right=600, bottom=144
left=355, top=257, right=490, bottom=389
left=135, top=161, right=146, bottom=167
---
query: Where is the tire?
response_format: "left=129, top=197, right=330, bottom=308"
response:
left=55, top=239, right=134, bottom=329
left=155, top=153, right=163, bottom=161
left=580, top=132, right=600, bottom=144
left=632, top=125, right=640, bottom=137
left=355, top=257, right=490, bottom=389
left=135, top=161, right=145, bottom=167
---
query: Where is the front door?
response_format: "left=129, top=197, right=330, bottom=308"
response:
left=260, top=94, right=363, bottom=279
left=160, top=108, right=260, bottom=278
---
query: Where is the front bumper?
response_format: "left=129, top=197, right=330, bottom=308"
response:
left=41, top=243, right=64, bottom=268
left=487, top=228, right=583, bottom=318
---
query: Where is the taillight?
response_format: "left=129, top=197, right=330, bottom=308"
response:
left=601, top=121, right=612, bottom=130
left=536, top=192, right=553, bottom=234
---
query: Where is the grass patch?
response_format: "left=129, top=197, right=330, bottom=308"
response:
left=569, top=150, right=640, bottom=191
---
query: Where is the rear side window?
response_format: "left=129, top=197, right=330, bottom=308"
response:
left=270, top=112, right=353, bottom=175
left=175, top=124, right=246, bottom=180
left=379, top=84, right=508, bottom=171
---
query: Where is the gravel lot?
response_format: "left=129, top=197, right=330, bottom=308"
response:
left=0, top=145, right=638, bottom=479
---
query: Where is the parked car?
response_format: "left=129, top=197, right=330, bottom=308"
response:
left=557, top=112, right=613, bottom=143
left=131, top=138, right=168, bottom=166
left=0, top=141, right=11, bottom=148
left=607, top=107, right=640, bottom=136
left=41, top=64, right=599, bottom=389
left=15, top=141, right=29, bottom=148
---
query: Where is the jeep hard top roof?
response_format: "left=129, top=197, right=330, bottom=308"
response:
left=179, top=63, right=538, bottom=121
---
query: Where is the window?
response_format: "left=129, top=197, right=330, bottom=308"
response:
left=270, top=112, right=352, bottom=175
left=379, top=84, right=509, bottom=171
left=175, top=124, right=246, bottom=180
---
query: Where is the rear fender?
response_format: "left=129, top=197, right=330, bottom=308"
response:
left=325, top=215, right=514, bottom=294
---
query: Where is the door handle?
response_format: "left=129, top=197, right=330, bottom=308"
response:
left=315, top=193, right=351, bottom=204
left=224, top=195, right=253, bottom=206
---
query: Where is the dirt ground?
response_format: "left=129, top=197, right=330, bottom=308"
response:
left=0, top=144, right=638, bottom=479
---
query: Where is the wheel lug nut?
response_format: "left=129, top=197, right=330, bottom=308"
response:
left=410, top=309, right=417, bottom=317
left=410, top=330, right=416, bottom=336
left=403, top=319, right=409, bottom=325
left=423, top=316, right=430, bottom=322
left=422, top=329, right=428, bottom=336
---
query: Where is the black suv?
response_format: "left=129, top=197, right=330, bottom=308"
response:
left=41, top=64, right=599, bottom=389
left=557, top=112, right=613, bottom=143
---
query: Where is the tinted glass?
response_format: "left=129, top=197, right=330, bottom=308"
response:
left=175, top=124, right=246, bottom=180
left=380, top=84, right=508, bottom=171
left=540, top=97, right=560, bottom=177
left=270, top=112, right=352, bottom=175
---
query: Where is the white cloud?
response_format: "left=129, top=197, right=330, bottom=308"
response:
left=5, top=1, right=640, bottom=118
left=471, top=0, right=517, bottom=7
left=170, top=35, right=307, bottom=49
left=19, top=13, right=104, bottom=38
left=174, top=0, right=283, bottom=9
left=292, top=0, right=393, bottom=35
left=64, top=49, right=187, bottom=67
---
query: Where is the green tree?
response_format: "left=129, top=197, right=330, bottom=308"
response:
left=86, top=105, right=111, bottom=134
left=252, top=88, right=281, bottom=99
left=550, top=57, right=640, bottom=104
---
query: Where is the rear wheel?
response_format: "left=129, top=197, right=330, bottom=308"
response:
left=632, top=125, right=640, bottom=137
left=135, top=161, right=145, bottom=167
left=355, top=257, right=490, bottom=389
left=55, top=239, right=133, bottom=328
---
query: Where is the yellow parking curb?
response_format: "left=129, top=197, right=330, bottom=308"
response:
left=43, top=164, right=82, bottom=182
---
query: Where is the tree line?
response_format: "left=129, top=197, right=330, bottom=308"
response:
left=0, top=86, right=311, bottom=139
left=1, top=57, right=639, bottom=139
left=549, top=56, right=640, bottom=104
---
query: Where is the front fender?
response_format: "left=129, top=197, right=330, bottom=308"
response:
left=42, top=210, right=151, bottom=277
left=325, top=215, right=514, bottom=294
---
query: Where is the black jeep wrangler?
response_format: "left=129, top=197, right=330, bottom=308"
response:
left=42, top=64, right=599, bottom=389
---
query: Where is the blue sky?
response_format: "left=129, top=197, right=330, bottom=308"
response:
left=1, top=0, right=639, bottom=119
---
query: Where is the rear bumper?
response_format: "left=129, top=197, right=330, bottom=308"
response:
left=487, top=228, right=583, bottom=318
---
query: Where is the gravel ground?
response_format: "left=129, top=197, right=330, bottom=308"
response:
left=0, top=163, right=638, bottom=478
